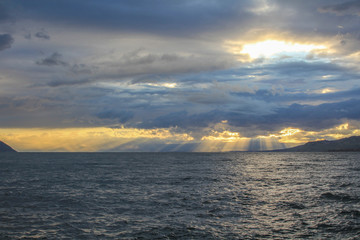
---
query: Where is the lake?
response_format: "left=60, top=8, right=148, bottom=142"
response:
left=1, top=152, right=359, bottom=239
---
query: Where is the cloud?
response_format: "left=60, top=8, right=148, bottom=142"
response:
left=121, top=48, right=158, bottom=65
left=36, top=52, right=68, bottom=66
left=265, top=61, right=347, bottom=77
left=4, top=0, right=252, bottom=36
left=251, top=87, right=360, bottom=105
left=46, top=78, right=91, bottom=87
left=96, top=110, right=134, bottom=123
left=251, top=98, right=360, bottom=131
left=0, top=34, right=14, bottom=51
left=44, top=48, right=235, bottom=87
left=110, top=48, right=234, bottom=77
left=35, top=30, right=50, bottom=40
left=319, top=1, right=360, bottom=16
left=137, top=98, right=360, bottom=137
left=2, top=0, right=360, bottom=152
left=0, top=3, right=11, bottom=23
left=0, top=94, right=90, bottom=128
left=186, top=90, right=233, bottom=105
left=24, top=33, right=31, bottom=40
left=70, top=64, right=93, bottom=74
left=118, top=49, right=186, bottom=67
left=141, top=110, right=225, bottom=129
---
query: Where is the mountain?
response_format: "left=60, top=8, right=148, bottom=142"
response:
left=0, top=141, right=17, bottom=152
left=274, top=136, right=360, bottom=152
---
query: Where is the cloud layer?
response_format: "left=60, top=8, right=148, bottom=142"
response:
left=1, top=0, right=360, bottom=151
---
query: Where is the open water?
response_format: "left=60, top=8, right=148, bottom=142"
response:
left=0, top=152, right=360, bottom=239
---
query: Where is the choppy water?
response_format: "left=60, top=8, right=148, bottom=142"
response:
left=0, top=152, right=360, bottom=239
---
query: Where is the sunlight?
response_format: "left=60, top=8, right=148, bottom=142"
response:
left=313, top=88, right=338, bottom=94
left=147, top=82, right=178, bottom=88
left=2, top=123, right=359, bottom=152
left=336, top=123, right=349, bottom=130
left=201, top=130, right=245, bottom=142
left=195, top=138, right=251, bottom=152
left=240, top=40, right=326, bottom=59
left=280, top=128, right=302, bottom=137
left=0, top=127, right=194, bottom=152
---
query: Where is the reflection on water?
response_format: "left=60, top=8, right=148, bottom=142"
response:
left=0, top=152, right=360, bottom=239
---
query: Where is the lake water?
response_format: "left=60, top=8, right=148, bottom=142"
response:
left=0, top=152, right=360, bottom=239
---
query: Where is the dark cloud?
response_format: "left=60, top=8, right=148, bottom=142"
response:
left=141, top=110, right=224, bottom=129
left=0, top=34, right=14, bottom=51
left=120, top=49, right=183, bottom=66
left=47, top=78, right=91, bottom=87
left=139, top=98, right=360, bottom=134
left=267, top=99, right=360, bottom=130
left=122, top=49, right=157, bottom=65
left=35, top=30, right=50, bottom=40
left=24, top=33, right=31, bottom=40
left=234, top=87, right=359, bottom=106
left=0, top=96, right=70, bottom=127
left=222, top=60, right=360, bottom=91
left=0, top=3, right=11, bottom=23
left=88, top=49, right=235, bottom=86
left=70, top=64, right=93, bottom=74
left=265, top=61, right=347, bottom=76
left=3, top=0, right=251, bottom=36
left=228, top=98, right=360, bottom=131
left=319, top=1, right=360, bottom=16
left=96, top=110, right=134, bottom=123
left=36, top=52, right=68, bottom=66
left=186, top=90, right=233, bottom=105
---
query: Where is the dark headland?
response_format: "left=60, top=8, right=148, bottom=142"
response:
left=0, top=141, right=17, bottom=152
left=274, top=136, right=360, bottom=152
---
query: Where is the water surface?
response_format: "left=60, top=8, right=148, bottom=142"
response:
left=1, top=152, right=360, bottom=239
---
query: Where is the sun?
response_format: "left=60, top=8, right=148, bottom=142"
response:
left=238, top=40, right=326, bottom=59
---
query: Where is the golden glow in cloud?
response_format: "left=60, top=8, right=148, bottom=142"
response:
left=201, top=130, right=247, bottom=142
left=320, top=88, right=338, bottom=94
left=279, top=128, right=302, bottom=137
left=275, top=123, right=360, bottom=145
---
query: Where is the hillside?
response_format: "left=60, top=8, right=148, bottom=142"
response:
left=0, top=141, right=17, bottom=152
left=275, top=136, right=360, bottom=152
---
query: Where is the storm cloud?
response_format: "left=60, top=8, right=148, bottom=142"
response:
left=319, top=1, right=360, bottom=16
left=36, top=52, right=68, bottom=66
left=0, top=34, right=14, bottom=51
left=34, top=30, right=50, bottom=40
left=3, top=0, right=251, bottom=36
left=1, top=0, right=360, bottom=151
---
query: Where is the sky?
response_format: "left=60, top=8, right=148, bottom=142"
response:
left=1, top=0, right=360, bottom=152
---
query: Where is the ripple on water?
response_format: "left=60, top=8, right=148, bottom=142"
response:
left=320, top=192, right=358, bottom=202
left=1, top=152, right=360, bottom=239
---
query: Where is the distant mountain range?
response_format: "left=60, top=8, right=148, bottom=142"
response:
left=0, top=141, right=17, bottom=152
left=274, top=136, right=360, bottom=152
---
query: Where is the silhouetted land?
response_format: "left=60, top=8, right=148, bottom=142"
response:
left=0, top=141, right=17, bottom=152
left=274, top=136, right=360, bottom=152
